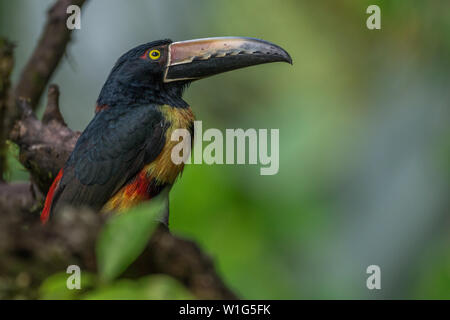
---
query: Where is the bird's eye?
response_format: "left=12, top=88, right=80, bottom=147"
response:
left=149, top=49, right=161, bottom=60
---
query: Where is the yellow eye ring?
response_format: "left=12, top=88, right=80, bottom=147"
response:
left=149, top=49, right=161, bottom=60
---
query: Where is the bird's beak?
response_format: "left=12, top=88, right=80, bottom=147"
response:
left=163, top=37, right=292, bottom=83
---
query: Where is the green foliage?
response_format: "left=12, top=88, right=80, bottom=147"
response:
left=96, top=197, right=165, bottom=282
left=413, top=243, right=450, bottom=299
left=82, top=275, right=193, bottom=300
left=39, top=269, right=192, bottom=300
left=39, top=272, right=96, bottom=300
left=3, top=141, right=29, bottom=181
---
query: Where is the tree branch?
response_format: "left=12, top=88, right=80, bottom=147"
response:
left=42, top=84, right=66, bottom=126
left=0, top=207, right=237, bottom=300
left=2, top=0, right=86, bottom=181
left=9, top=94, right=79, bottom=193
left=0, top=182, right=38, bottom=216
left=128, top=226, right=238, bottom=299
left=14, top=0, right=86, bottom=111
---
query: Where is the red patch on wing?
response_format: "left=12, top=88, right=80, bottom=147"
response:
left=41, top=168, right=64, bottom=224
left=125, top=171, right=151, bottom=199
left=95, top=104, right=110, bottom=113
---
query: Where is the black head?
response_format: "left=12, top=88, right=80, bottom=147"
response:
left=97, top=37, right=292, bottom=108
left=97, top=39, right=189, bottom=108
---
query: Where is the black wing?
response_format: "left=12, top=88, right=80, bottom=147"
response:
left=51, top=104, right=168, bottom=214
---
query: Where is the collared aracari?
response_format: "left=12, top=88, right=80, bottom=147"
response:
left=41, top=37, right=292, bottom=224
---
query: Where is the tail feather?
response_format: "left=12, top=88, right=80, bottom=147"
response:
left=41, top=169, right=64, bottom=224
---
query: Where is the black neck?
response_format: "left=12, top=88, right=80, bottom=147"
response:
left=97, top=78, right=189, bottom=108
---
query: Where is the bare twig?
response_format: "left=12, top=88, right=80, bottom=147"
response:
left=42, top=84, right=66, bottom=126
left=14, top=0, right=86, bottom=111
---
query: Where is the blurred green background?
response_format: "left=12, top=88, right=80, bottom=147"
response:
left=1, top=0, right=449, bottom=299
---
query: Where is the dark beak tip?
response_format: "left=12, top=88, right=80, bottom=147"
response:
left=280, top=48, right=293, bottom=65
left=271, top=45, right=292, bottom=65
left=285, top=54, right=293, bottom=65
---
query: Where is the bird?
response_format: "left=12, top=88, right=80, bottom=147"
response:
left=41, top=37, right=292, bottom=225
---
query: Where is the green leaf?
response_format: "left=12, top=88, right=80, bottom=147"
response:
left=39, top=271, right=96, bottom=300
left=81, top=275, right=194, bottom=300
left=96, top=196, right=165, bottom=282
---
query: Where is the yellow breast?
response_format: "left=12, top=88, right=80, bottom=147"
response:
left=102, top=105, right=194, bottom=212
left=144, top=105, right=194, bottom=184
